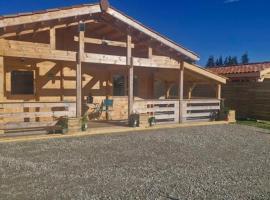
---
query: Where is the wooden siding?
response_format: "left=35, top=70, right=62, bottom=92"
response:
left=222, top=82, right=270, bottom=120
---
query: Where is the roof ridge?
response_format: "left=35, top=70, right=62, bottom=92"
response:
left=209, top=61, right=270, bottom=69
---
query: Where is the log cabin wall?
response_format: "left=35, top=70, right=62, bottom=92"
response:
left=2, top=57, right=156, bottom=120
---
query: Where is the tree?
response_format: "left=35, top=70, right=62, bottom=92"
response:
left=218, top=56, right=223, bottom=66
left=241, top=52, right=249, bottom=64
left=231, top=56, right=238, bottom=65
left=227, top=56, right=233, bottom=66
left=206, top=56, right=215, bottom=68
left=224, top=57, right=229, bottom=66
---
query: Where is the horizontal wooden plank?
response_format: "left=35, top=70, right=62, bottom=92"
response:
left=0, top=121, right=58, bottom=130
left=186, top=106, right=220, bottom=111
left=74, top=36, right=135, bottom=48
left=185, top=118, right=211, bottom=123
left=146, top=107, right=177, bottom=112
left=184, top=99, right=220, bottom=104
left=184, top=112, right=212, bottom=118
left=155, top=114, right=176, bottom=120
left=0, top=102, right=75, bottom=109
left=0, top=111, right=75, bottom=118
left=155, top=121, right=177, bottom=125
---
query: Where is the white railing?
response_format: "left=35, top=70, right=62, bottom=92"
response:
left=133, top=100, right=179, bottom=124
left=0, top=102, right=76, bottom=130
left=182, top=99, right=221, bottom=122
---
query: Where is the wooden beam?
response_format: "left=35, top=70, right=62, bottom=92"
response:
left=179, top=61, right=184, bottom=123
left=74, top=36, right=134, bottom=48
left=0, top=5, right=101, bottom=28
left=0, top=56, right=3, bottom=102
left=148, top=47, right=153, bottom=59
left=0, top=19, right=96, bottom=38
left=76, top=22, right=85, bottom=118
left=127, top=34, right=134, bottom=117
left=216, top=84, right=221, bottom=99
left=184, top=62, right=227, bottom=84
left=50, top=26, right=56, bottom=50
left=188, top=83, right=196, bottom=99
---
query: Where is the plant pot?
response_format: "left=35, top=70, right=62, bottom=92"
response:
left=148, top=117, right=156, bottom=127
left=81, top=124, right=88, bottom=131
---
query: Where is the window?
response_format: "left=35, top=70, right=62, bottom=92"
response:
left=154, top=80, right=166, bottom=99
left=113, top=75, right=125, bottom=96
left=11, top=71, right=34, bottom=95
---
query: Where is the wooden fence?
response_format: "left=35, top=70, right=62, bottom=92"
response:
left=182, top=99, right=221, bottom=122
left=0, top=102, right=76, bottom=130
left=134, top=99, right=221, bottom=124
left=133, top=100, right=179, bottom=124
left=222, top=81, right=270, bottom=120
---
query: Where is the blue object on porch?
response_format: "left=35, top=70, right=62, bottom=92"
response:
left=103, top=99, right=113, bottom=107
left=103, top=99, right=114, bottom=120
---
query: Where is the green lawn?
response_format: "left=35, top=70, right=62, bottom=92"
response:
left=238, top=120, right=270, bottom=131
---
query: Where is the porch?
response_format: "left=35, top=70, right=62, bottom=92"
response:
left=0, top=98, right=222, bottom=134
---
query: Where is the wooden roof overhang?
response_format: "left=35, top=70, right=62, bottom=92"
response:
left=0, top=2, right=198, bottom=62
left=0, top=1, right=226, bottom=84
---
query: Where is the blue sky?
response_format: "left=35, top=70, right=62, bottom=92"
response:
left=0, top=0, right=269, bottom=66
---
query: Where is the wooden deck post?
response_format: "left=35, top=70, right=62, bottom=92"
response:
left=179, top=61, right=184, bottom=123
left=76, top=22, right=85, bottom=118
left=216, top=84, right=221, bottom=99
left=0, top=56, right=4, bottom=134
left=49, top=26, right=56, bottom=50
left=0, top=56, right=4, bottom=102
left=127, top=34, right=134, bottom=117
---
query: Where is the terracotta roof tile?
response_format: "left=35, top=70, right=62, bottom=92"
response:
left=209, top=62, right=270, bottom=75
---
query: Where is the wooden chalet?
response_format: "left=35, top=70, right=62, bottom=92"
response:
left=0, top=0, right=226, bottom=133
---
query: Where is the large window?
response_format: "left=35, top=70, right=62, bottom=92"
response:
left=113, top=75, right=125, bottom=96
left=11, top=71, right=34, bottom=95
left=112, top=74, right=139, bottom=97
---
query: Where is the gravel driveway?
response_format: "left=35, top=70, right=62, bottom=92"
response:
left=0, top=124, right=270, bottom=199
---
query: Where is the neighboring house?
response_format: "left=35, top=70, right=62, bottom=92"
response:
left=0, top=0, right=226, bottom=132
left=209, top=62, right=270, bottom=120
left=209, top=62, right=270, bottom=82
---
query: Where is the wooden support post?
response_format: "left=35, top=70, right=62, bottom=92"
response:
left=179, top=61, right=184, bottom=123
left=127, top=34, right=134, bottom=117
left=216, top=84, right=221, bottom=99
left=188, top=83, right=196, bottom=99
left=0, top=56, right=4, bottom=134
left=0, top=56, right=4, bottom=102
left=148, top=47, right=153, bottom=59
left=165, top=82, right=170, bottom=99
left=50, top=26, right=56, bottom=50
left=76, top=22, right=85, bottom=118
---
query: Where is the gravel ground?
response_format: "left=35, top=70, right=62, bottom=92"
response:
left=0, top=124, right=270, bottom=200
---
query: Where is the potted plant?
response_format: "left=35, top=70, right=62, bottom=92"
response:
left=59, top=117, right=68, bottom=134
left=148, top=116, right=156, bottom=127
left=220, top=107, right=230, bottom=121
left=81, top=114, right=89, bottom=131
left=129, top=113, right=140, bottom=127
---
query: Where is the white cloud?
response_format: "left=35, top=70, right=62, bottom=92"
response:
left=224, top=0, right=240, bottom=3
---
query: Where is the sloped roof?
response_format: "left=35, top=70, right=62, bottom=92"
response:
left=0, top=2, right=199, bottom=61
left=209, top=62, right=270, bottom=75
